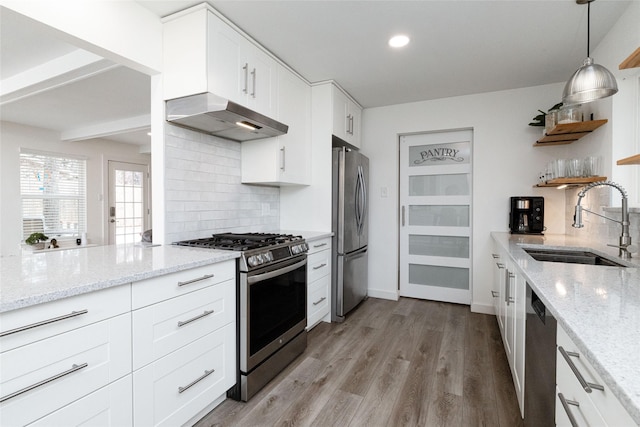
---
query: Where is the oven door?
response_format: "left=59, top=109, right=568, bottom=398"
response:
left=240, top=255, right=307, bottom=373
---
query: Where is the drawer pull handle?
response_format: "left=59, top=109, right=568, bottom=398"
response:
left=491, top=253, right=500, bottom=259
left=0, top=310, right=88, bottom=337
left=313, top=297, right=327, bottom=306
left=178, top=274, right=214, bottom=287
left=496, top=262, right=505, bottom=269
left=313, top=263, right=327, bottom=270
left=313, top=243, right=328, bottom=248
left=558, top=346, right=604, bottom=393
left=178, top=369, right=215, bottom=394
left=491, top=290, right=499, bottom=298
left=177, top=310, right=215, bottom=328
left=557, top=393, right=580, bottom=427
left=0, top=363, right=88, bottom=403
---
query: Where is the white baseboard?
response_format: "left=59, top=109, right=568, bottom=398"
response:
left=471, top=302, right=495, bottom=315
left=367, top=288, right=399, bottom=301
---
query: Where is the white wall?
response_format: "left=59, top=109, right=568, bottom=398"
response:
left=363, top=83, right=572, bottom=311
left=0, top=121, right=151, bottom=256
left=361, top=0, right=640, bottom=313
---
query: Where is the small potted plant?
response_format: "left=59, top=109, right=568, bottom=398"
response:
left=25, top=232, right=49, bottom=250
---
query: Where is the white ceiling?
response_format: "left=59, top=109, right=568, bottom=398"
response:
left=0, top=1, right=633, bottom=145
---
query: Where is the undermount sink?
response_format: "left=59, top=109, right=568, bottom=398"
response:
left=523, top=247, right=627, bottom=267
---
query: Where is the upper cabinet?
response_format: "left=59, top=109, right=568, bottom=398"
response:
left=242, top=68, right=311, bottom=185
left=332, top=85, right=362, bottom=149
left=163, top=6, right=276, bottom=118
left=163, top=5, right=311, bottom=186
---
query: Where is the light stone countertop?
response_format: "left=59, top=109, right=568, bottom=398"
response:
left=0, top=244, right=239, bottom=313
left=491, top=232, right=640, bottom=424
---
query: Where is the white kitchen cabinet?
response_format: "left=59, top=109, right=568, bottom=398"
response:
left=133, top=323, right=236, bottom=427
left=332, top=84, right=362, bottom=149
left=556, top=325, right=635, bottom=426
left=163, top=5, right=276, bottom=118
left=0, top=312, right=132, bottom=426
left=132, top=279, right=235, bottom=370
left=0, top=284, right=130, bottom=353
left=28, top=375, right=133, bottom=427
left=489, top=242, right=526, bottom=418
left=490, top=247, right=505, bottom=334
left=131, top=260, right=236, bottom=426
left=306, top=237, right=331, bottom=329
left=241, top=66, right=311, bottom=185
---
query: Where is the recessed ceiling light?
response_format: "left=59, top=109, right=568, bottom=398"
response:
left=389, top=35, right=410, bottom=48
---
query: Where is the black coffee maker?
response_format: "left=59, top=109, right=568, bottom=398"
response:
left=509, top=197, right=544, bottom=234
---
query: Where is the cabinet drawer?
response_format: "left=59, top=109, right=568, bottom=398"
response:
left=132, top=279, right=235, bottom=370
left=555, top=385, right=606, bottom=427
left=133, top=322, right=236, bottom=427
left=0, top=313, right=131, bottom=426
left=28, top=375, right=133, bottom=427
left=557, top=326, right=635, bottom=426
left=308, top=249, right=330, bottom=283
left=307, top=237, right=331, bottom=255
left=307, top=275, right=329, bottom=329
left=0, top=285, right=130, bottom=353
left=132, top=260, right=235, bottom=309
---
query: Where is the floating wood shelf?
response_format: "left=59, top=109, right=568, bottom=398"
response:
left=534, top=119, right=608, bottom=146
left=617, top=154, right=640, bottom=165
left=619, top=46, right=640, bottom=70
left=535, top=176, right=607, bottom=188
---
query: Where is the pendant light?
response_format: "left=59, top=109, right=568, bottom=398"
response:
left=562, top=0, right=618, bottom=105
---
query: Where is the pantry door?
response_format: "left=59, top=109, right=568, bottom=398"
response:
left=399, top=130, right=472, bottom=304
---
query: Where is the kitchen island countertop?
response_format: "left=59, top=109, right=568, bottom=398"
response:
left=0, top=244, right=239, bottom=313
left=492, top=232, right=640, bottom=424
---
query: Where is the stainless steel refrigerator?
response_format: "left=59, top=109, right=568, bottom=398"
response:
left=332, top=147, right=369, bottom=322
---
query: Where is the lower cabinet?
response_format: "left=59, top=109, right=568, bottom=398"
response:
left=489, top=240, right=526, bottom=418
left=556, top=325, right=635, bottom=426
left=0, top=261, right=237, bottom=427
left=306, top=237, right=331, bottom=329
left=29, top=375, right=133, bottom=427
left=131, top=260, right=237, bottom=426
left=133, top=323, right=236, bottom=427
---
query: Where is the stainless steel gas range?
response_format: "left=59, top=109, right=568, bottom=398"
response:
left=174, top=233, right=308, bottom=401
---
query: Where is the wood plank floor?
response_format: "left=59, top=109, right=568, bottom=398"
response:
left=194, top=297, right=524, bottom=427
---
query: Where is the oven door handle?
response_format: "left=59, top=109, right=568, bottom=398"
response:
left=247, top=258, right=307, bottom=285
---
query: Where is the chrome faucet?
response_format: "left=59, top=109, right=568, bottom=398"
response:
left=573, top=181, right=636, bottom=259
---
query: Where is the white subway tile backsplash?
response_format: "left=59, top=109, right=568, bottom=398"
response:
left=165, top=125, right=279, bottom=243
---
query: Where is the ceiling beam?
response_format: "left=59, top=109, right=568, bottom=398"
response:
left=0, top=49, right=117, bottom=105
left=61, top=114, right=151, bottom=142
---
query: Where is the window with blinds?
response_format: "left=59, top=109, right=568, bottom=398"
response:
left=20, top=150, right=87, bottom=240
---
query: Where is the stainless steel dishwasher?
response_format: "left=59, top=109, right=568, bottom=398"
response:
left=524, top=283, right=557, bottom=427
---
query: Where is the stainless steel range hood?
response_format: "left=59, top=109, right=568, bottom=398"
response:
left=166, top=92, right=288, bottom=142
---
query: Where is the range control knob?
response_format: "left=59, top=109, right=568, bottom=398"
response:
left=247, top=256, right=258, bottom=267
left=263, top=252, right=274, bottom=262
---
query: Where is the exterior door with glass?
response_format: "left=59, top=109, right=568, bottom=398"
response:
left=399, top=130, right=472, bottom=304
left=108, top=161, right=149, bottom=245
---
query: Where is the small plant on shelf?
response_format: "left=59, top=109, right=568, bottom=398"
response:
left=25, top=232, right=49, bottom=246
left=528, top=102, right=563, bottom=127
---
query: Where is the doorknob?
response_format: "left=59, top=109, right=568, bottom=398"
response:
left=110, top=219, right=116, bottom=223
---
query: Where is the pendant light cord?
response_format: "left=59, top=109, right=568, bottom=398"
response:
left=587, top=1, right=591, bottom=57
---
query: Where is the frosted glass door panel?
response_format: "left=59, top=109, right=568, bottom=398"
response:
left=409, top=264, right=469, bottom=290
left=409, top=205, right=469, bottom=227
left=409, top=174, right=470, bottom=196
left=409, top=235, right=469, bottom=258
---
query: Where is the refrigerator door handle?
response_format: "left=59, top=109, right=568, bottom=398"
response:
left=355, top=167, right=362, bottom=233
left=359, top=165, right=367, bottom=233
